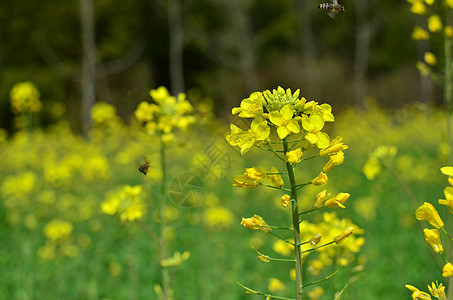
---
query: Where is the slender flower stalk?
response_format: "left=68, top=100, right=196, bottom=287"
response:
left=159, top=133, right=170, bottom=300
left=283, top=138, right=303, bottom=299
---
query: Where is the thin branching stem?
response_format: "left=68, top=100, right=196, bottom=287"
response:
left=236, top=282, right=296, bottom=300
left=301, top=265, right=345, bottom=289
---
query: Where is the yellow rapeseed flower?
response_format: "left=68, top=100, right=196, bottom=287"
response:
left=445, top=26, right=453, bottom=38
left=334, top=227, right=355, bottom=244
left=443, top=262, right=453, bottom=277
left=312, top=172, right=328, bottom=186
left=447, top=0, right=453, bottom=9
left=90, top=102, right=117, bottom=125
left=423, top=228, right=443, bottom=253
left=314, top=189, right=330, bottom=208
left=240, top=214, right=271, bottom=233
left=43, top=219, right=73, bottom=241
left=269, top=104, right=300, bottom=139
left=424, top=52, right=437, bottom=66
left=416, top=202, right=444, bottom=229
left=281, top=194, right=290, bottom=207
left=438, top=186, right=453, bottom=214
left=244, top=167, right=266, bottom=180
left=267, top=167, right=284, bottom=188
left=232, top=92, right=264, bottom=118
left=320, top=136, right=348, bottom=157
left=412, top=26, right=430, bottom=40
left=428, top=281, right=447, bottom=299
left=10, top=81, right=42, bottom=114
left=323, top=151, right=345, bottom=173
left=428, top=15, right=442, bottom=32
left=285, top=148, right=303, bottom=164
left=268, top=278, right=285, bottom=293
left=324, top=192, right=350, bottom=208
left=410, top=1, right=427, bottom=14
left=233, top=174, right=260, bottom=188
left=424, top=0, right=434, bottom=5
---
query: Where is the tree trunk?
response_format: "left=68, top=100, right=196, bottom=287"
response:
left=79, top=0, right=96, bottom=133
left=168, top=0, right=185, bottom=95
left=354, top=0, right=370, bottom=108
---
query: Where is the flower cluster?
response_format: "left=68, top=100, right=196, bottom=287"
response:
left=135, top=86, right=196, bottom=142
left=408, top=166, right=453, bottom=294
left=101, top=185, right=146, bottom=222
left=228, top=87, right=356, bottom=299
left=408, top=0, right=453, bottom=79
left=406, top=281, right=447, bottom=300
left=226, top=86, right=343, bottom=156
left=10, top=81, right=42, bottom=114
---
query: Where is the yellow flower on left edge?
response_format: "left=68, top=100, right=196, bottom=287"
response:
left=226, top=118, right=270, bottom=155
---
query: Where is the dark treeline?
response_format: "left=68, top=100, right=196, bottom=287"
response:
left=0, top=0, right=423, bottom=132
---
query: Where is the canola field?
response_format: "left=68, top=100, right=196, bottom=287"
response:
left=1, top=85, right=452, bottom=300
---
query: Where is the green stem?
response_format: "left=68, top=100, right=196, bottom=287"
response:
left=301, top=265, right=344, bottom=288
left=236, top=282, right=296, bottom=300
left=159, top=133, right=170, bottom=300
left=259, top=182, right=290, bottom=192
left=269, top=231, right=295, bottom=246
left=283, top=138, right=303, bottom=300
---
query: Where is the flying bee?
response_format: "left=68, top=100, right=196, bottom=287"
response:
left=138, top=158, right=151, bottom=175
left=318, top=0, right=344, bottom=19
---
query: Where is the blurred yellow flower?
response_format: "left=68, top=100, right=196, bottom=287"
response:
left=424, top=52, right=436, bottom=66
left=160, top=251, right=190, bottom=267
left=417, top=62, right=431, bottom=77
left=10, top=81, right=42, bottom=114
left=416, top=202, right=444, bottom=229
left=423, top=228, right=443, bottom=253
left=424, top=0, right=434, bottom=5
left=43, top=219, right=73, bottom=241
left=412, top=26, right=429, bottom=40
left=447, top=0, right=453, bottom=9
left=268, top=278, right=285, bottom=293
left=203, top=206, right=234, bottom=229
left=101, top=185, right=146, bottom=222
left=445, top=26, right=453, bottom=37
left=428, top=15, right=442, bottom=32
left=90, top=102, right=117, bottom=125
left=410, top=1, right=427, bottom=14
left=307, top=286, right=324, bottom=300
left=273, top=239, right=293, bottom=256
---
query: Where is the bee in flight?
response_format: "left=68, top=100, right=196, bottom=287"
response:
left=318, top=0, right=344, bottom=19
left=138, top=158, right=151, bottom=175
